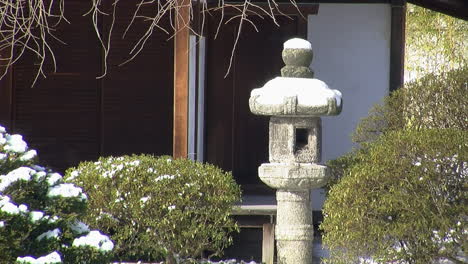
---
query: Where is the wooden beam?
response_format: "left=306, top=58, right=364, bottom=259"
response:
left=390, top=0, right=406, bottom=92
left=173, top=0, right=190, bottom=159
left=0, top=49, right=13, bottom=130
left=262, top=223, right=275, bottom=264
left=408, top=0, right=468, bottom=21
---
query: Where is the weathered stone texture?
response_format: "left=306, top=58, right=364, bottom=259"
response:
left=282, top=48, right=313, bottom=67
left=269, top=117, right=321, bottom=163
left=248, top=38, right=343, bottom=264
left=281, top=66, right=314, bottom=78
left=258, top=163, right=329, bottom=190
left=277, top=240, right=313, bottom=264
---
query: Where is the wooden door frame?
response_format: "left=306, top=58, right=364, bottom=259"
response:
left=173, top=0, right=191, bottom=159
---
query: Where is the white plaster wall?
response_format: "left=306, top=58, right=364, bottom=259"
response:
left=308, top=3, right=391, bottom=210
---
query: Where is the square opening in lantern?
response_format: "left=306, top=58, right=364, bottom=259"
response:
left=294, top=128, right=309, bottom=153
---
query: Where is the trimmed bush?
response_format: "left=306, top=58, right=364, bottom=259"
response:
left=354, top=66, right=467, bottom=145
left=322, top=129, right=467, bottom=264
left=326, top=66, right=467, bottom=187
left=322, top=67, right=468, bottom=264
left=64, top=154, right=242, bottom=263
left=0, top=125, right=114, bottom=264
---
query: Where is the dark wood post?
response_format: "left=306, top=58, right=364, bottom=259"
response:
left=173, top=0, right=190, bottom=158
left=390, top=0, right=406, bottom=92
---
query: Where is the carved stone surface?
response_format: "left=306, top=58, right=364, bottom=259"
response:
left=277, top=240, right=313, bottom=264
left=282, top=48, right=313, bottom=67
left=248, top=38, right=343, bottom=264
left=269, top=117, right=321, bottom=163
left=281, top=65, right=314, bottom=78
left=258, top=163, right=329, bottom=190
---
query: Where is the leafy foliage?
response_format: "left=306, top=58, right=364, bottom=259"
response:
left=322, top=66, right=467, bottom=263
left=0, top=125, right=113, bottom=264
left=327, top=66, right=467, bottom=186
left=322, top=129, right=467, bottom=264
left=65, top=154, right=242, bottom=263
left=354, top=66, right=467, bottom=145
left=405, top=4, right=467, bottom=81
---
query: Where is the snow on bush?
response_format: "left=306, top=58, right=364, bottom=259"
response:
left=17, top=251, right=62, bottom=264
left=0, top=125, right=114, bottom=263
left=322, top=129, right=467, bottom=264
left=65, top=154, right=241, bottom=263
left=72, top=231, right=114, bottom=252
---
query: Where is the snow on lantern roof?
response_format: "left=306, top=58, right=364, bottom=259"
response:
left=249, top=38, right=343, bottom=117
left=283, top=38, right=312, bottom=50
left=249, top=77, right=342, bottom=116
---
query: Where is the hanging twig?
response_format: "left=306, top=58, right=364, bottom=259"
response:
left=0, top=0, right=299, bottom=83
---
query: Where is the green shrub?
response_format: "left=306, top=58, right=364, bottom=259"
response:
left=321, top=129, right=467, bottom=264
left=354, top=66, right=467, bottom=145
left=0, top=125, right=114, bottom=264
left=65, top=154, right=242, bottom=263
left=327, top=66, right=467, bottom=187
left=322, top=67, right=467, bottom=263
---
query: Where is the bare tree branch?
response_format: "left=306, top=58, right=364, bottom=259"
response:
left=0, top=0, right=300, bottom=84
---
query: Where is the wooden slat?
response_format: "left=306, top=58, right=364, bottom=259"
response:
left=100, top=0, right=173, bottom=157
left=12, top=1, right=101, bottom=172
left=173, top=0, right=190, bottom=159
left=390, top=0, right=406, bottom=92
left=232, top=204, right=277, bottom=216
left=232, top=195, right=277, bottom=216
left=262, top=223, right=275, bottom=264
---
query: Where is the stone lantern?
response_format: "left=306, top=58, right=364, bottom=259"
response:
left=249, top=38, right=342, bottom=264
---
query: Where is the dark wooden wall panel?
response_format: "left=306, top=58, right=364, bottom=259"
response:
left=10, top=0, right=174, bottom=171
left=233, top=16, right=299, bottom=185
left=205, top=11, right=307, bottom=190
left=205, top=18, right=236, bottom=174
left=101, top=0, right=174, bottom=157
left=12, top=1, right=101, bottom=172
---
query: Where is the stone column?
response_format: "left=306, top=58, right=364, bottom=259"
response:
left=276, top=190, right=314, bottom=264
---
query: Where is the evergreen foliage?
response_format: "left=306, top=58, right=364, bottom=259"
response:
left=405, top=4, right=467, bottom=80
left=322, top=67, right=467, bottom=263
left=0, top=125, right=113, bottom=264
left=322, top=129, right=467, bottom=264
left=65, top=154, right=242, bottom=263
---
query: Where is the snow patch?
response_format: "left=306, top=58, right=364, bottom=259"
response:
left=17, top=251, right=62, bottom=264
left=0, top=166, right=35, bottom=191
left=4, top=134, right=27, bottom=153
left=0, top=196, right=27, bottom=215
left=47, top=173, right=63, bottom=186
left=30, top=211, right=45, bottom=222
left=37, top=228, right=61, bottom=241
left=47, top=183, right=87, bottom=200
left=72, top=230, right=114, bottom=252
left=283, top=38, right=312, bottom=50
left=20, top=150, right=37, bottom=161
left=251, top=77, right=342, bottom=108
